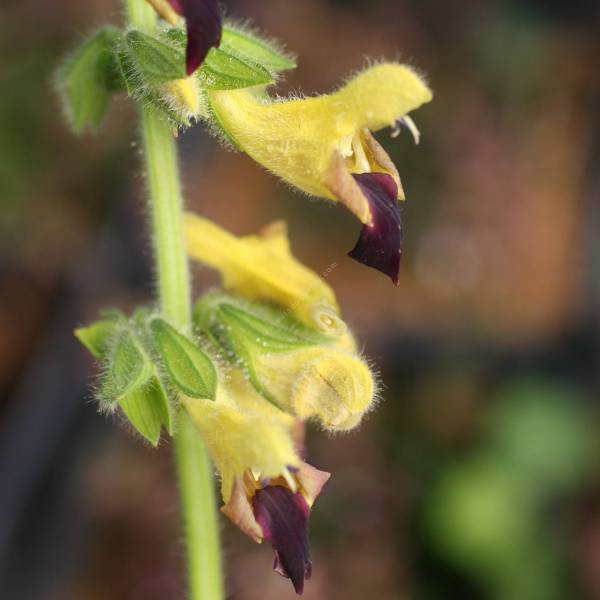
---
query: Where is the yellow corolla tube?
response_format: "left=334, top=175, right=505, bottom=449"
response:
left=183, top=373, right=300, bottom=504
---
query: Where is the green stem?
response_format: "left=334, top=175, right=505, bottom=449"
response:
left=126, top=2, right=223, bottom=598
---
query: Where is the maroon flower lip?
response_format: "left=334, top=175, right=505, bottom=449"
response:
left=167, top=0, right=223, bottom=74
left=347, top=172, right=403, bottom=285
left=252, top=485, right=312, bottom=595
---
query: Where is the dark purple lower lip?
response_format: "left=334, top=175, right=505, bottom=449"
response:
left=167, top=0, right=223, bottom=74
left=347, top=172, right=403, bottom=285
left=253, top=485, right=312, bottom=595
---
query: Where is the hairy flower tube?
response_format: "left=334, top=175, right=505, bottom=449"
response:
left=206, top=62, right=432, bottom=283
left=144, top=0, right=222, bottom=74
left=185, top=212, right=350, bottom=340
left=184, top=370, right=330, bottom=594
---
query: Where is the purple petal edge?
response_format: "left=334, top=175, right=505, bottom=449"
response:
left=253, top=486, right=312, bottom=595
left=168, top=0, right=223, bottom=75
left=347, top=173, right=403, bottom=285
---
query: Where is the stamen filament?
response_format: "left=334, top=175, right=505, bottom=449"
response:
left=392, top=115, right=421, bottom=144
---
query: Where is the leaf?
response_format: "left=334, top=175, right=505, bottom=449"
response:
left=126, top=29, right=187, bottom=85
left=222, top=25, right=296, bottom=73
left=150, top=318, right=217, bottom=399
left=200, top=46, right=273, bottom=90
left=119, top=376, right=172, bottom=446
left=103, top=329, right=153, bottom=400
left=75, top=318, right=119, bottom=360
left=57, top=27, right=123, bottom=133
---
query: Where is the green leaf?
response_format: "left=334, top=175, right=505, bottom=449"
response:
left=75, top=318, right=119, bottom=360
left=126, top=29, right=186, bottom=85
left=150, top=318, right=217, bottom=399
left=103, top=329, right=153, bottom=400
left=119, top=376, right=172, bottom=446
left=200, top=46, right=273, bottom=90
left=222, top=25, right=296, bottom=73
left=57, top=27, right=123, bottom=133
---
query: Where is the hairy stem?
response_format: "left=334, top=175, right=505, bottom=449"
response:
left=126, top=2, right=223, bottom=598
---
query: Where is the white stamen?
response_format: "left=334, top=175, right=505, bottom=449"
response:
left=394, top=115, right=421, bottom=145
left=339, top=134, right=354, bottom=158
left=352, top=133, right=371, bottom=173
left=282, top=468, right=298, bottom=493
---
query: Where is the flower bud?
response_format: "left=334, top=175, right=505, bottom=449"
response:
left=253, top=347, right=376, bottom=431
left=159, top=76, right=202, bottom=121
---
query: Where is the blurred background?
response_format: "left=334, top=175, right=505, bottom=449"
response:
left=2, top=0, right=600, bottom=598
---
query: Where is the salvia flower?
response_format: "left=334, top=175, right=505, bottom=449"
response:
left=185, top=370, right=330, bottom=594
left=145, top=0, right=222, bottom=74
left=206, top=63, right=433, bottom=283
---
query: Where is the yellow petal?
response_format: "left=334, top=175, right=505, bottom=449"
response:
left=334, top=63, right=432, bottom=133
left=185, top=212, right=343, bottom=331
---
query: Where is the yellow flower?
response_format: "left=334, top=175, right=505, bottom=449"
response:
left=184, top=369, right=330, bottom=594
left=206, top=63, right=432, bottom=283
left=185, top=213, right=349, bottom=337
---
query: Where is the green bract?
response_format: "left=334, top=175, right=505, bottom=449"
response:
left=194, top=293, right=333, bottom=403
left=58, top=21, right=297, bottom=133
left=102, top=328, right=154, bottom=400
left=195, top=293, right=330, bottom=355
left=149, top=318, right=217, bottom=399
left=221, top=25, right=296, bottom=74
left=75, top=309, right=219, bottom=445
left=199, top=47, right=272, bottom=91
left=75, top=312, right=122, bottom=359
left=119, top=376, right=172, bottom=446
left=126, top=29, right=187, bottom=84
left=57, top=27, right=124, bottom=133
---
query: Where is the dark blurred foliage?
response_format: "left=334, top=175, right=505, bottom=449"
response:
left=1, top=0, right=600, bottom=598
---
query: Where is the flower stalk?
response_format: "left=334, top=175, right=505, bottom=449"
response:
left=126, top=1, right=223, bottom=598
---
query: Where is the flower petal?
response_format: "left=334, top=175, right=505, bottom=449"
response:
left=169, top=0, right=222, bottom=74
left=221, top=475, right=264, bottom=543
left=253, top=486, right=312, bottom=594
left=347, top=173, right=403, bottom=285
left=296, top=462, right=330, bottom=505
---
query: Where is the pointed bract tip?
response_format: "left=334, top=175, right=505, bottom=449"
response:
left=253, top=486, right=312, bottom=595
left=347, top=173, right=403, bottom=284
